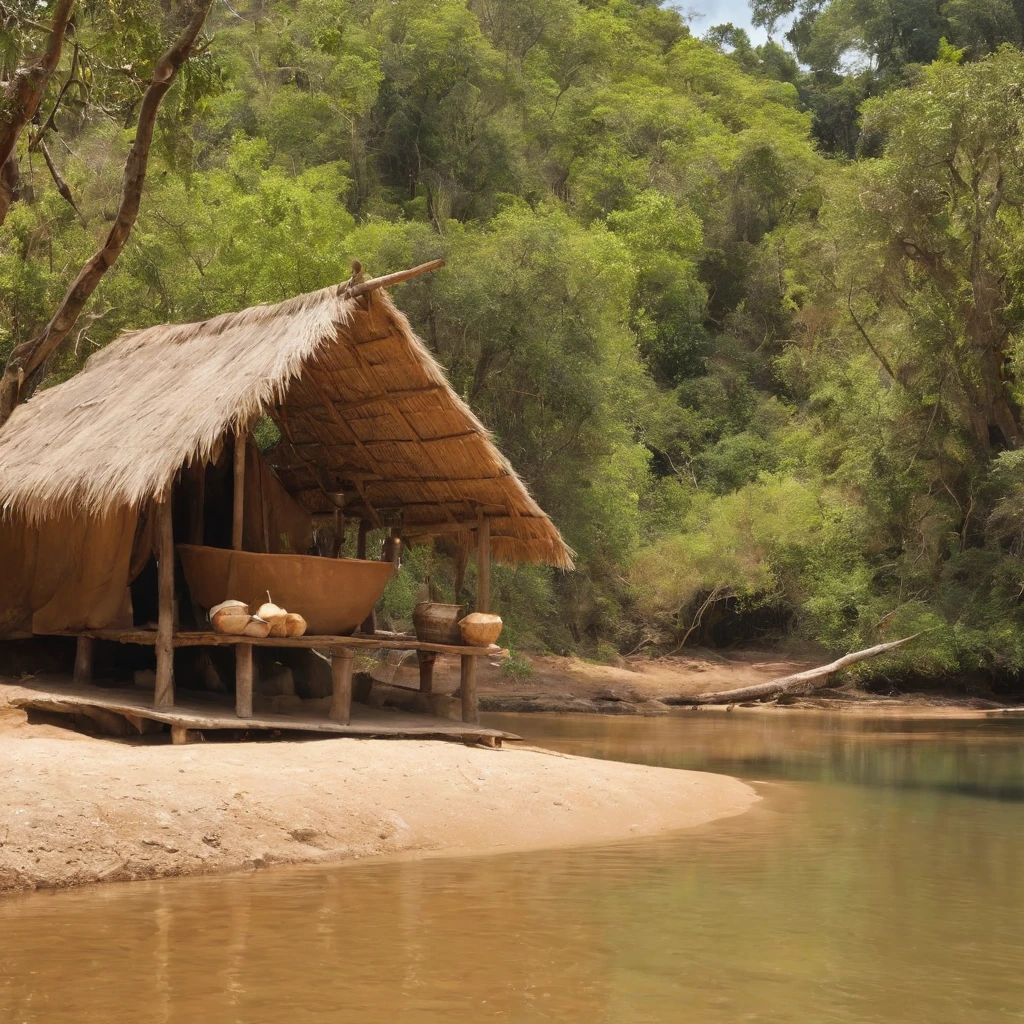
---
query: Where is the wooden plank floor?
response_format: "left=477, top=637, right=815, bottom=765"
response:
left=4, top=678, right=518, bottom=743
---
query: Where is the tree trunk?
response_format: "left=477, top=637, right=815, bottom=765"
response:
left=0, top=0, right=76, bottom=227
left=662, top=635, right=919, bottom=706
left=0, top=0, right=213, bottom=428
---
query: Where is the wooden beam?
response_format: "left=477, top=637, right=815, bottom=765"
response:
left=330, top=648, right=355, bottom=724
left=356, top=519, right=369, bottom=559
left=235, top=643, right=253, bottom=719
left=46, top=628, right=506, bottom=657
left=477, top=514, right=491, bottom=613
left=460, top=654, right=479, bottom=725
left=232, top=429, right=246, bottom=551
left=73, top=635, right=94, bottom=685
left=154, top=495, right=174, bottom=708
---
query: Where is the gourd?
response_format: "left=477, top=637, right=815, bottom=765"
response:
left=284, top=612, right=307, bottom=637
left=210, top=600, right=250, bottom=636
left=256, top=592, right=289, bottom=637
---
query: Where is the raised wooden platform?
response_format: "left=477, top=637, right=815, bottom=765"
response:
left=6, top=678, right=517, bottom=745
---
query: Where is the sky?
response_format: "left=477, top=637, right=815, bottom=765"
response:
left=667, top=0, right=774, bottom=45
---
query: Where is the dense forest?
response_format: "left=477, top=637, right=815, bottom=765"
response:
left=4, top=0, right=1024, bottom=677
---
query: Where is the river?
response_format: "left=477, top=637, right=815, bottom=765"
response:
left=2, top=710, right=1024, bottom=1022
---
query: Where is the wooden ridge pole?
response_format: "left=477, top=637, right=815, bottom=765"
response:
left=154, top=494, right=174, bottom=708
left=346, top=259, right=444, bottom=298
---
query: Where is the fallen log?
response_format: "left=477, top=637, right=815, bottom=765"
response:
left=662, top=635, right=920, bottom=706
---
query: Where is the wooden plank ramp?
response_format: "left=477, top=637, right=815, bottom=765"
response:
left=4, top=678, right=518, bottom=746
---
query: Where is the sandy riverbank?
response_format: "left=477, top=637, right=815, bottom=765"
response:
left=0, top=695, right=757, bottom=895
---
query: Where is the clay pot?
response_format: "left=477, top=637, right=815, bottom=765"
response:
left=459, top=612, right=503, bottom=647
left=412, top=602, right=467, bottom=644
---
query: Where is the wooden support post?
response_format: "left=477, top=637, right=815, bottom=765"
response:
left=235, top=643, right=253, bottom=719
left=332, top=510, right=344, bottom=558
left=154, top=495, right=175, bottom=708
left=417, top=651, right=436, bottom=693
left=460, top=654, right=479, bottom=724
left=186, top=461, right=205, bottom=545
left=454, top=544, right=467, bottom=604
left=232, top=429, right=246, bottom=551
left=330, top=648, right=355, bottom=724
left=477, top=514, right=490, bottom=613
left=73, top=635, right=94, bottom=685
left=356, top=518, right=369, bottom=559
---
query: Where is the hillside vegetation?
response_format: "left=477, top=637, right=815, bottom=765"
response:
left=4, top=0, right=1024, bottom=679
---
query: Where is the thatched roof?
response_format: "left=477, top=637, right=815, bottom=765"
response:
left=0, top=269, right=573, bottom=569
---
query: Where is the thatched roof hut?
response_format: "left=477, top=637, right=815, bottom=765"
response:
left=0, top=265, right=572, bottom=569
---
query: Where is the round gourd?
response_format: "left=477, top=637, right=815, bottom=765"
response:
left=243, top=616, right=272, bottom=639
left=210, top=600, right=251, bottom=636
left=284, top=612, right=307, bottom=637
left=459, top=612, right=503, bottom=647
left=256, top=592, right=288, bottom=632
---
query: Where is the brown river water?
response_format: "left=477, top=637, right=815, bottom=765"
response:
left=3, top=710, right=1024, bottom=1023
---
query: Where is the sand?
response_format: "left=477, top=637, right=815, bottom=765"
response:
left=0, top=697, right=757, bottom=895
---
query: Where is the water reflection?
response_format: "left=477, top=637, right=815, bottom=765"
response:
left=2, top=711, right=1024, bottom=1023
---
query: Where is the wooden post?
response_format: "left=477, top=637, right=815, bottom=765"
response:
left=232, top=429, right=246, bottom=551
left=186, top=461, right=205, bottom=545
left=476, top=513, right=490, bottom=613
left=454, top=544, right=467, bottom=604
left=460, top=654, right=479, bottom=724
left=332, top=510, right=344, bottom=558
left=154, top=495, right=175, bottom=708
left=330, top=648, right=354, bottom=724
left=356, top=518, right=369, bottom=559
left=417, top=651, right=436, bottom=693
left=73, top=635, right=94, bottom=685
left=235, top=643, right=253, bottom=719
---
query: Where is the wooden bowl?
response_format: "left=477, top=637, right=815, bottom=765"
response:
left=459, top=612, right=503, bottom=647
left=178, top=545, right=393, bottom=636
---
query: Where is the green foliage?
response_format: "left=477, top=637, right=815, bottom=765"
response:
left=12, top=0, right=1024, bottom=681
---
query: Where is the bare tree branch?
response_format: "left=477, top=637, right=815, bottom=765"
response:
left=847, top=286, right=897, bottom=381
left=37, top=137, right=86, bottom=225
left=662, top=635, right=920, bottom=705
left=0, top=0, right=76, bottom=225
left=0, top=0, right=214, bottom=427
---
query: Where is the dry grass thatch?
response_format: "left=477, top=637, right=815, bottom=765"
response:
left=0, top=279, right=573, bottom=569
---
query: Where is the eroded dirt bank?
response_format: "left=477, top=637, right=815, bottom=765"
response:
left=0, top=696, right=757, bottom=895
left=374, top=650, right=1021, bottom=717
